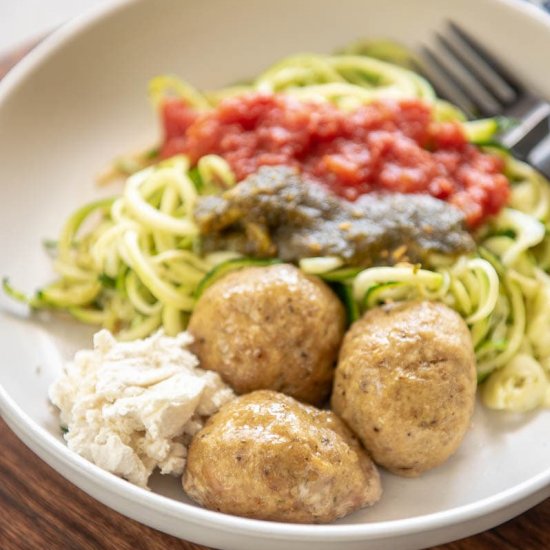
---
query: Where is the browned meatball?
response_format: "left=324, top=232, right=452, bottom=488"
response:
left=188, top=264, right=345, bottom=405
left=331, top=300, right=476, bottom=477
left=183, top=390, right=382, bottom=523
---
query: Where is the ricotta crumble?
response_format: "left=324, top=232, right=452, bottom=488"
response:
left=49, top=329, right=235, bottom=488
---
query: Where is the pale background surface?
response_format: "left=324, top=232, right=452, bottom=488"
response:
left=0, top=0, right=108, bottom=55
left=0, top=0, right=547, bottom=56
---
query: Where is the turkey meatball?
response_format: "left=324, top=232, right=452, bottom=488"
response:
left=331, top=300, right=476, bottom=477
left=188, top=264, right=345, bottom=405
left=183, top=390, right=382, bottom=523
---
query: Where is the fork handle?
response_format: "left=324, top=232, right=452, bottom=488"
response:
left=502, top=103, right=550, bottom=158
left=528, top=132, right=550, bottom=180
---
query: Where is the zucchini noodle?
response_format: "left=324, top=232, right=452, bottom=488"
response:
left=299, top=257, right=345, bottom=274
left=5, top=155, right=237, bottom=340
left=154, top=53, right=444, bottom=118
left=5, top=46, right=550, bottom=412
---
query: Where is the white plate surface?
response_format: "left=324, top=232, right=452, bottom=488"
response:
left=0, top=1, right=549, bottom=549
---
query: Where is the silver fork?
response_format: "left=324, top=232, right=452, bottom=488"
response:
left=418, top=22, right=550, bottom=179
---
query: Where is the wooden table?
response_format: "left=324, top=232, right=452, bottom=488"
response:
left=0, top=41, right=548, bottom=550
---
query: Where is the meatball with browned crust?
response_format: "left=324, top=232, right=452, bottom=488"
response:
left=188, top=264, right=345, bottom=405
left=331, top=300, right=476, bottom=477
left=183, top=390, right=382, bottom=523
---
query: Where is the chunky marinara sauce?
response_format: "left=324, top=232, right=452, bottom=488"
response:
left=160, top=93, right=509, bottom=227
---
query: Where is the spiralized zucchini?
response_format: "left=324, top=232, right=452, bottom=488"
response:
left=4, top=155, right=238, bottom=340
left=152, top=52, right=446, bottom=117
left=5, top=46, right=550, bottom=411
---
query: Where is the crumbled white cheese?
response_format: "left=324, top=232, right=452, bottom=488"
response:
left=49, top=329, right=235, bottom=489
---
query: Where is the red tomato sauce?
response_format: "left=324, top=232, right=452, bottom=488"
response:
left=160, top=93, right=510, bottom=227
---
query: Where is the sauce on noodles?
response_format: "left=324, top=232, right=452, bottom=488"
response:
left=160, top=92, right=509, bottom=227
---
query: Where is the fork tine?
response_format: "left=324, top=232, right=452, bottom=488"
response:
left=448, top=23, right=522, bottom=88
left=445, top=23, right=518, bottom=105
left=427, top=35, right=503, bottom=116
left=416, top=48, right=477, bottom=118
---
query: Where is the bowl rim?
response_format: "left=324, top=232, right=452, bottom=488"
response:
left=2, top=383, right=549, bottom=542
left=0, top=0, right=549, bottom=541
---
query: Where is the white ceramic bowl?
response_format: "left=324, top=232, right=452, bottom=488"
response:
left=0, top=1, right=549, bottom=549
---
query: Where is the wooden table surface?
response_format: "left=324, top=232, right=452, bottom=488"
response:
left=0, top=40, right=548, bottom=550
